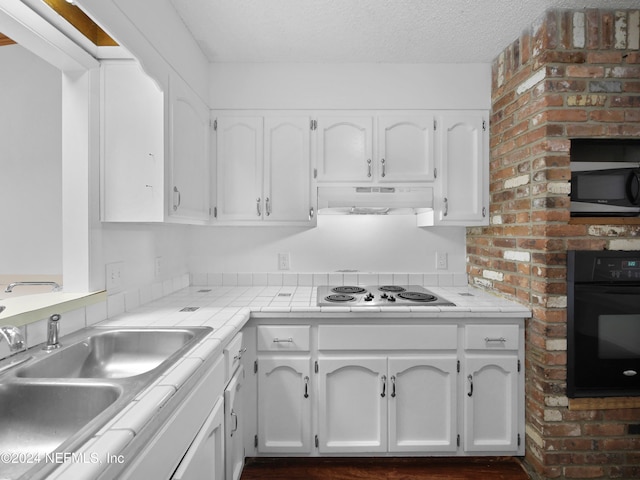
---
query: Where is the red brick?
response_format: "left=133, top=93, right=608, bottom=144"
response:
left=564, top=466, right=605, bottom=478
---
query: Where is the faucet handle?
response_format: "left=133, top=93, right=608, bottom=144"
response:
left=0, top=325, right=25, bottom=353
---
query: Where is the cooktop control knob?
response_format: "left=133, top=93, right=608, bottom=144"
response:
left=388, top=296, right=396, bottom=302
left=364, top=293, right=374, bottom=301
left=381, top=293, right=388, bottom=299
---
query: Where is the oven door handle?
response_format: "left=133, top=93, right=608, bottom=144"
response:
left=627, top=170, right=640, bottom=205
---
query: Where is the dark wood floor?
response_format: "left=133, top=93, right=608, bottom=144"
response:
left=241, top=457, right=530, bottom=480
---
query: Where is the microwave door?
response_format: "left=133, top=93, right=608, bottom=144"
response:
left=570, top=168, right=640, bottom=216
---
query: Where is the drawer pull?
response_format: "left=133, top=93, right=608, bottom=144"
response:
left=484, top=337, right=506, bottom=343
left=273, top=337, right=294, bottom=343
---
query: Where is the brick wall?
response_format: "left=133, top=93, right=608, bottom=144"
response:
left=466, top=9, right=640, bottom=479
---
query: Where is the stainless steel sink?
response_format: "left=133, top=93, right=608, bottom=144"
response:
left=0, top=326, right=212, bottom=479
left=0, top=382, right=121, bottom=478
left=17, top=328, right=204, bottom=379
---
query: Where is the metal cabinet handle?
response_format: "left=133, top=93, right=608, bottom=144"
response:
left=273, top=337, right=293, bottom=343
left=256, top=197, right=262, bottom=217
left=443, top=197, right=449, bottom=217
left=381, top=158, right=386, bottom=177
left=485, top=337, right=507, bottom=343
left=367, top=158, right=372, bottom=178
left=381, top=375, right=387, bottom=398
left=390, top=375, right=396, bottom=398
left=304, top=376, right=309, bottom=398
left=309, top=207, right=315, bottom=220
left=266, top=197, right=271, bottom=216
left=467, top=374, right=473, bottom=397
left=230, top=410, right=238, bottom=435
left=173, top=186, right=181, bottom=211
left=233, top=347, right=247, bottom=361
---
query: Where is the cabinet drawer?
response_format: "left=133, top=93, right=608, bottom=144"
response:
left=318, top=325, right=457, bottom=351
left=464, top=324, right=519, bottom=350
left=257, top=326, right=310, bottom=352
left=224, top=333, right=245, bottom=379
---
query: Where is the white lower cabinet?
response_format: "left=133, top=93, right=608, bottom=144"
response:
left=171, top=396, right=225, bottom=480
left=462, top=355, right=520, bottom=453
left=248, top=319, right=524, bottom=459
left=388, top=356, right=458, bottom=453
left=316, top=355, right=458, bottom=454
left=317, top=356, right=388, bottom=453
left=257, top=356, right=312, bottom=453
left=225, top=366, right=245, bottom=480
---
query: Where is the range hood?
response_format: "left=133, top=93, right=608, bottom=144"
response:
left=317, top=186, right=433, bottom=215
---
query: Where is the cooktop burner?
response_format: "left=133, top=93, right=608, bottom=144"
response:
left=325, top=293, right=357, bottom=303
left=317, top=285, right=455, bottom=307
left=397, top=292, right=437, bottom=302
left=332, top=286, right=367, bottom=295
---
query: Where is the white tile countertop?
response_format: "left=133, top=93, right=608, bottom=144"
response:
left=47, top=284, right=530, bottom=479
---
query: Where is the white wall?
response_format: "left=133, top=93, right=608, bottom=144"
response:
left=0, top=45, right=62, bottom=274
left=189, top=216, right=466, bottom=275
left=210, top=63, right=491, bottom=110
left=102, top=224, right=190, bottom=291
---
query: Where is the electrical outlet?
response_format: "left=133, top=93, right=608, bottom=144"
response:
left=278, top=253, right=290, bottom=271
left=436, top=252, right=448, bottom=270
left=105, top=262, right=124, bottom=292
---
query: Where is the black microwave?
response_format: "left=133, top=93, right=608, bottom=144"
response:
left=570, top=163, right=640, bottom=216
left=570, top=139, right=640, bottom=217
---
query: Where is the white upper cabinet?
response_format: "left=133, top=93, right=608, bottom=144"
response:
left=168, top=74, right=210, bottom=222
left=377, top=115, right=435, bottom=182
left=264, top=117, right=313, bottom=223
left=316, top=113, right=436, bottom=184
left=100, top=61, right=210, bottom=224
left=214, top=114, right=315, bottom=226
left=316, top=116, right=373, bottom=182
left=101, top=60, right=165, bottom=222
left=215, top=116, right=264, bottom=222
left=434, top=113, right=488, bottom=226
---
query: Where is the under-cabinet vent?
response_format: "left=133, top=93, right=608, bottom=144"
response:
left=197, top=289, right=212, bottom=293
left=180, top=307, right=200, bottom=312
left=278, top=293, right=292, bottom=297
left=458, top=292, right=474, bottom=297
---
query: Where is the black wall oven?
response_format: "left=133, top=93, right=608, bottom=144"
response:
left=568, top=250, right=640, bottom=398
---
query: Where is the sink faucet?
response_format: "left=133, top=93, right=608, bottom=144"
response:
left=4, top=281, right=62, bottom=293
left=0, top=325, right=25, bottom=354
left=43, top=314, right=61, bottom=351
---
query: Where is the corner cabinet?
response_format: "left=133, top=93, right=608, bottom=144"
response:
left=168, top=73, right=211, bottom=222
left=434, top=113, right=489, bottom=226
left=100, top=60, right=210, bottom=224
left=213, top=114, right=316, bottom=226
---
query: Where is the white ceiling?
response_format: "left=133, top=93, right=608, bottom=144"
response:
left=169, top=0, right=640, bottom=64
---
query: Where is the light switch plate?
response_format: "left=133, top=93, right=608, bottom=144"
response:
left=278, top=253, right=290, bottom=270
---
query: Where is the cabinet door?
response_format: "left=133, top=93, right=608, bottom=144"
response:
left=316, top=116, right=373, bottom=182
left=378, top=115, right=435, bottom=182
left=257, top=356, right=312, bottom=453
left=101, top=61, right=164, bottom=222
left=216, top=117, right=264, bottom=221
left=436, top=113, right=488, bottom=226
left=264, top=117, right=314, bottom=224
left=171, top=396, right=224, bottom=480
left=225, top=367, right=245, bottom=480
left=463, top=355, right=519, bottom=453
left=169, top=75, right=210, bottom=222
left=388, top=356, right=458, bottom=453
left=317, top=356, right=387, bottom=453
